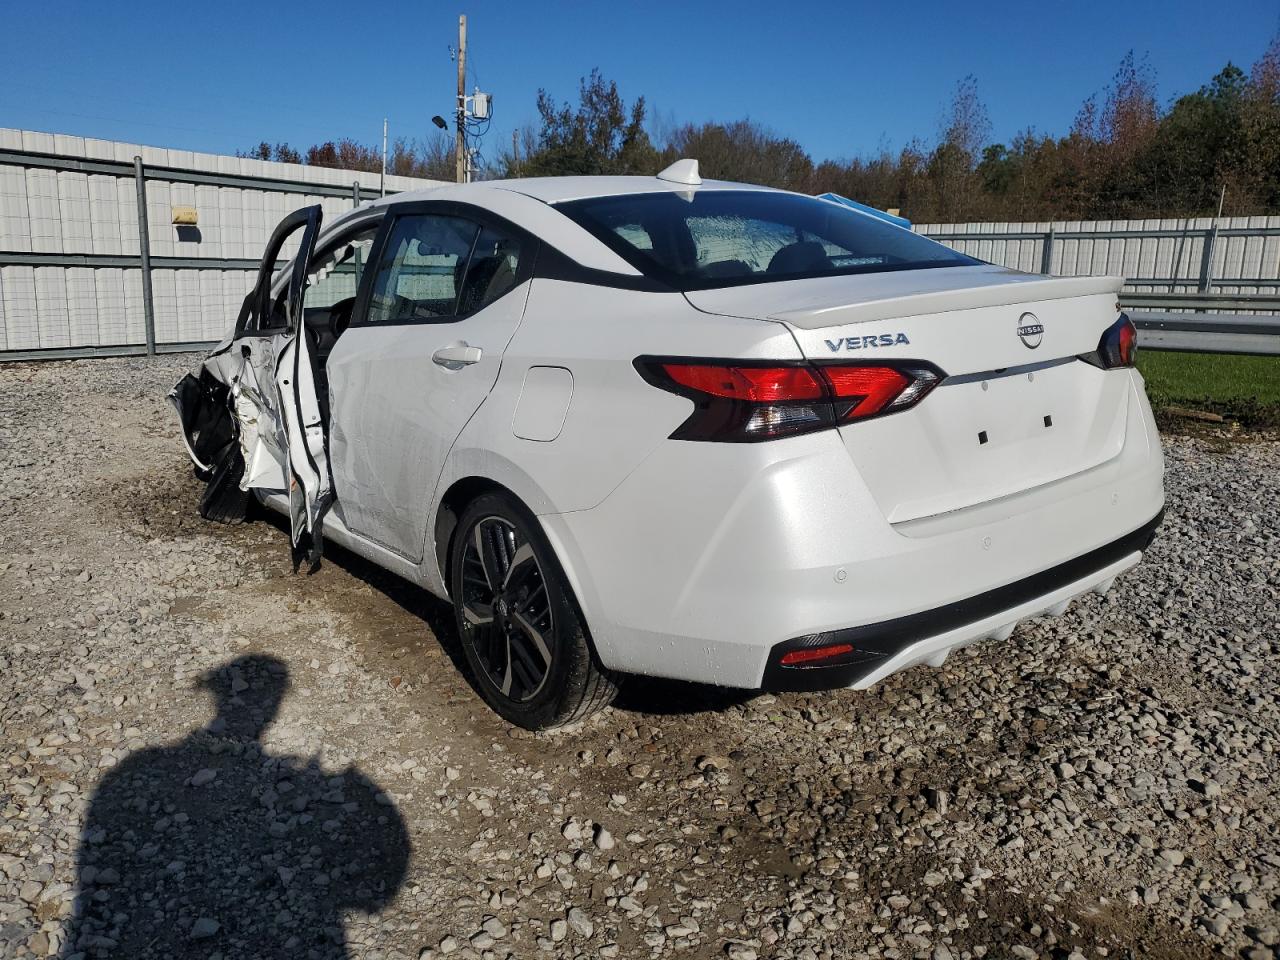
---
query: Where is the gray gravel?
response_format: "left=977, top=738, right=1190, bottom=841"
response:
left=0, top=355, right=1277, bottom=960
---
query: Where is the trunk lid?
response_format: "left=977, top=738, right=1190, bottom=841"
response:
left=685, top=265, right=1131, bottom=523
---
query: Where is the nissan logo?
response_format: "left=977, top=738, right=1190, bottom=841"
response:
left=1017, top=312, right=1044, bottom=349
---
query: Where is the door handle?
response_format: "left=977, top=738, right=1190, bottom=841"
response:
left=432, top=344, right=482, bottom=369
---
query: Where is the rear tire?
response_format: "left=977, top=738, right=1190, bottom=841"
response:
left=449, top=491, right=616, bottom=730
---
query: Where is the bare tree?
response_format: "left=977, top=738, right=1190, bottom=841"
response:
left=1101, top=51, right=1160, bottom=159
left=388, top=133, right=454, bottom=181
left=940, top=75, right=993, bottom=162
left=927, top=76, right=992, bottom=220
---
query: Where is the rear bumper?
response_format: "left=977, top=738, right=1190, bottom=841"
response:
left=761, top=508, right=1162, bottom=691
left=540, top=372, right=1164, bottom=690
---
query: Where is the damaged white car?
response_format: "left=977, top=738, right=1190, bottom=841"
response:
left=171, top=161, right=1165, bottom=729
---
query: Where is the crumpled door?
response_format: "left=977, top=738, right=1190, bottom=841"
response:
left=170, top=205, right=325, bottom=548
left=265, top=207, right=330, bottom=567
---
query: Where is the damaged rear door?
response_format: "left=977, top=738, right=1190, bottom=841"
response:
left=170, top=206, right=324, bottom=546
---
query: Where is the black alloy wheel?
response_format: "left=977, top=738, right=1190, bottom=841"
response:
left=459, top=515, right=555, bottom=702
left=450, top=492, right=617, bottom=729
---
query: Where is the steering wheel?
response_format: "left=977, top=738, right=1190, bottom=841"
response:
left=305, top=321, right=324, bottom=358
left=328, top=297, right=357, bottom=340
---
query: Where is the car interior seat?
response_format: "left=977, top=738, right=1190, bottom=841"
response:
left=767, top=240, right=832, bottom=275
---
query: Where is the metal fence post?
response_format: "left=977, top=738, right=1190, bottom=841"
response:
left=1199, top=224, right=1219, bottom=296
left=133, top=156, right=157, bottom=356
left=352, top=182, right=361, bottom=207
left=1187, top=225, right=1218, bottom=316
left=1040, top=227, right=1056, bottom=276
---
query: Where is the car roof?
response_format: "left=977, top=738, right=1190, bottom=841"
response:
left=368, top=175, right=780, bottom=208
left=317, top=174, right=786, bottom=279
left=491, top=175, right=779, bottom=204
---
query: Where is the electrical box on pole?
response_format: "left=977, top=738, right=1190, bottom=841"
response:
left=450, top=15, right=493, bottom=183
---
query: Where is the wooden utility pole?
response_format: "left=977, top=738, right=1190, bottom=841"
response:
left=455, top=14, right=467, bottom=183
left=511, top=130, right=519, bottom=177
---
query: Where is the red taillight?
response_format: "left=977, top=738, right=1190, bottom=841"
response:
left=820, top=365, right=913, bottom=420
left=662, top=363, right=824, bottom=402
left=636, top=357, right=945, bottom=442
left=1081, top=314, right=1138, bottom=369
left=1116, top=317, right=1137, bottom=366
left=779, top=643, right=855, bottom=666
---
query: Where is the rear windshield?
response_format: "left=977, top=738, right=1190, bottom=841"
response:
left=555, top=190, right=978, bottom=291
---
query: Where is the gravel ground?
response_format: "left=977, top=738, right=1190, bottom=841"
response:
left=1, top=355, right=1277, bottom=960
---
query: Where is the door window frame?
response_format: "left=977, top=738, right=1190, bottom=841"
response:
left=234, top=205, right=320, bottom=339
left=235, top=210, right=386, bottom=339
left=299, top=218, right=383, bottom=316
left=350, top=200, right=539, bottom=329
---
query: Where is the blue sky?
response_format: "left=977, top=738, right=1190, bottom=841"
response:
left=2, top=0, right=1277, bottom=166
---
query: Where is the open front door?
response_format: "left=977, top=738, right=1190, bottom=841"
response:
left=173, top=204, right=331, bottom=565
left=169, top=204, right=324, bottom=529
left=268, top=207, right=331, bottom=567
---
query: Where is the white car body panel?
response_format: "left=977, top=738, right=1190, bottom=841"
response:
left=425, top=279, right=803, bottom=602
left=539, top=371, right=1161, bottom=687
left=172, top=174, right=1165, bottom=698
left=325, top=277, right=533, bottom=561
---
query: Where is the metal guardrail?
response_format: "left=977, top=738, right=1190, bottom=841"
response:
left=1128, top=313, right=1280, bottom=355
left=1118, top=292, right=1280, bottom=355
left=1121, top=292, right=1280, bottom=313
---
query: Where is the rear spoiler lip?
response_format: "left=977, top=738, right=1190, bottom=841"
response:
left=773, top=273, right=1126, bottom=329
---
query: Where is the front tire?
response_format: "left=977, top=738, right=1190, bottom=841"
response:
left=449, top=492, right=617, bottom=730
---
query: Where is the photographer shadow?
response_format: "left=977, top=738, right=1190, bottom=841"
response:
left=61, top=654, right=408, bottom=960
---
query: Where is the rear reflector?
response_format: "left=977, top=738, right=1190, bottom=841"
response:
left=636, top=357, right=945, bottom=442
left=779, top=643, right=855, bottom=666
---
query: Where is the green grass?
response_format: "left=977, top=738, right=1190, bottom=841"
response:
left=1137, top=350, right=1280, bottom=429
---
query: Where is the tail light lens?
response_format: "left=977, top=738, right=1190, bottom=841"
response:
left=1080, top=314, right=1138, bottom=369
left=636, top=357, right=945, bottom=442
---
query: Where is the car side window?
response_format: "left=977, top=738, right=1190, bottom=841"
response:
left=252, top=225, right=378, bottom=333
left=457, top=225, right=525, bottom=315
left=612, top=222, right=654, bottom=251
left=366, top=215, right=480, bottom=324
left=304, top=228, right=378, bottom=311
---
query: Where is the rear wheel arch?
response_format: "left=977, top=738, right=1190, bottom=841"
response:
left=431, top=471, right=605, bottom=662
left=435, top=476, right=509, bottom=595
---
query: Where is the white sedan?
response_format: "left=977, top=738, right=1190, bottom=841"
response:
left=171, top=159, right=1165, bottom=729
